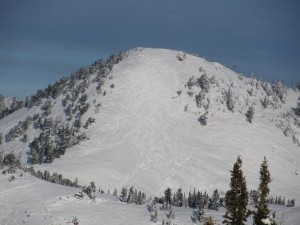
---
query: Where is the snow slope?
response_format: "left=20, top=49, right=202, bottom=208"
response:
left=1, top=47, right=300, bottom=204
left=0, top=171, right=299, bottom=225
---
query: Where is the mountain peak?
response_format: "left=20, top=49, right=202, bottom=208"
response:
left=0, top=48, right=299, bottom=202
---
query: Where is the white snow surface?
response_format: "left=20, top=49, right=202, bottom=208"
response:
left=1, top=48, right=300, bottom=222
left=0, top=171, right=299, bottom=225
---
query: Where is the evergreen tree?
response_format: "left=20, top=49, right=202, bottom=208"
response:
left=127, top=186, right=134, bottom=204
left=199, top=112, right=208, bottom=126
left=192, top=197, right=205, bottom=223
left=120, top=187, right=127, bottom=202
left=209, top=189, right=220, bottom=210
left=198, top=73, right=210, bottom=93
left=175, top=188, right=183, bottom=207
left=164, top=188, right=172, bottom=210
left=249, top=190, right=259, bottom=205
left=167, top=206, right=175, bottom=219
left=262, top=96, right=270, bottom=109
left=226, top=87, right=235, bottom=112
left=113, top=188, right=118, bottom=197
left=151, top=199, right=158, bottom=223
left=223, top=156, right=250, bottom=225
left=294, top=102, right=300, bottom=116
left=84, top=182, right=96, bottom=200
left=253, top=157, right=272, bottom=225
left=246, top=106, right=255, bottom=123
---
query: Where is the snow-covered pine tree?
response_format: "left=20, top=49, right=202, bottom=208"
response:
left=174, top=188, right=183, bottom=207
left=164, top=188, right=172, bottom=210
left=191, top=195, right=205, bottom=223
left=246, top=106, right=255, bottom=123
left=262, top=96, right=270, bottom=109
left=196, top=91, right=205, bottom=108
left=113, top=188, right=117, bottom=197
left=226, top=87, right=235, bottom=112
left=249, top=190, right=259, bottom=205
left=209, top=189, right=220, bottom=211
left=253, top=157, right=272, bottom=225
left=127, top=186, right=134, bottom=204
left=120, top=187, right=127, bottom=202
left=151, top=199, right=158, bottom=223
left=187, top=76, right=196, bottom=89
left=223, top=156, right=250, bottom=225
left=133, top=189, right=138, bottom=204
left=272, top=81, right=286, bottom=103
left=198, top=73, right=210, bottom=93
left=167, top=207, right=175, bottom=219
left=294, top=102, right=300, bottom=116
left=141, top=192, right=147, bottom=204
left=199, top=112, right=208, bottom=126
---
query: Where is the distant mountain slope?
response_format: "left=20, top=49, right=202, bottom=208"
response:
left=0, top=48, right=299, bottom=203
left=0, top=95, right=23, bottom=119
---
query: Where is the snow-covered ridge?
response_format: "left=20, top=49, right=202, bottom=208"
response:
left=0, top=47, right=299, bottom=204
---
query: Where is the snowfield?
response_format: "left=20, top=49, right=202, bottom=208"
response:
left=0, top=171, right=299, bottom=225
left=0, top=47, right=300, bottom=224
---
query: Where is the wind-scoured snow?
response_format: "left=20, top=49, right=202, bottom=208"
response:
left=0, top=48, right=300, bottom=224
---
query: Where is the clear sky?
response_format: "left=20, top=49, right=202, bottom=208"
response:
left=0, top=0, right=299, bottom=100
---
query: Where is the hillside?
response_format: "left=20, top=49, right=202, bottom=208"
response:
left=1, top=170, right=299, bottom=225
left=0, top=47, right=299, bottom=205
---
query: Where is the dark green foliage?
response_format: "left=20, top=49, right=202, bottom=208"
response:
left=3, top=153, right=19, bottom=167
left=272, top=81, right=286, bottom=103
left=22, top=134, right=28, bottom=143
left=223, top=156, right=250, bottom=225
left=5, top=116, right=32, bottom=142
left=253, top=157, right=272, bottom=225
left=174, top=188, right=183, bottom=207
left=0, top=95, right=23, bottom=119
left=294, top=102, right=300, bottom=116
left=226, top=87, right=235, bottom=112
left=163, top=188, right=173, bottom=210
left=262, top=96, right=271, bottom=109
left=287, top=199, right=295, bottom=207
left=26, top=167, right=80, bottom=188
left=199, top=112, right=208, bottom=126
left=198, top=73, right=210, bottom=93
left=191, top=197, right=205, bottom=223
left=29, top=121, right=87, bottom=164
left=24, top=51, right=126, bottom=109
left=120, top=187, right=127, bottom=202
left=246, top=106, right=255, bottom=123
left=249, top=190, right=259, bottom=205
left=208, top=189, right=220, bottom=211
left=8, top=175, right=15, bottom=182
left=150, top=199, right=158, bottom=222
left=41, top=100, right=52, bottom=116
left=83, top=182, right=96, bottom=200
left=72, top=217, right=79, bottom=225
left=84, top=117, right=96, bottom=129
left=0, top=133, right=3, bottom=145
left=119, top=186, right=146, bottom=205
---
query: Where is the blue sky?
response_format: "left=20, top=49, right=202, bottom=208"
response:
left=0, top=0, right=299, bottom=100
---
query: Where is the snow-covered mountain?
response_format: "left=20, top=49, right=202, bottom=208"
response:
left=1, top=47, right=300, bottom=224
